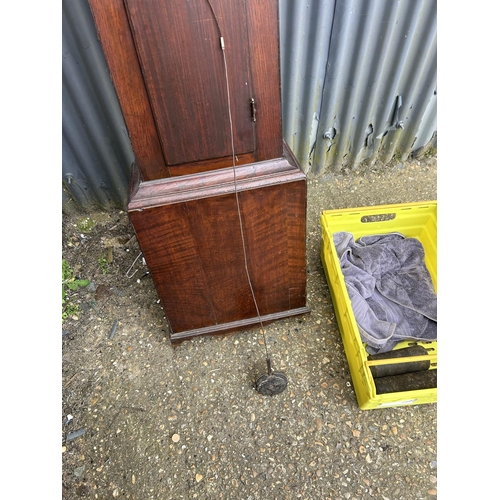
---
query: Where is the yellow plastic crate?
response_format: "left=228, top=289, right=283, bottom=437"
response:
left=320, top=201, right=437, bottom=409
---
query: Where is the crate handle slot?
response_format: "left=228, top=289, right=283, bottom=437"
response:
left=407, top=341, right=435, bottom=348
left=361, top=213, right=396, bottom=223
left=365, top=354, right=437, bottom=366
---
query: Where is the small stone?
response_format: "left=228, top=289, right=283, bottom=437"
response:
left=172, top=434, right=180, bottom=443
left=392, top=426, right=398, bottom=435
left=74, top=466, right=85, bottom=478
left=365, top=454, right=373, bottom=463
left=427, top=489, right=437, bottom=496
left=352, top=429, right=360, bottom=438
left=112, top=489, right=119, bottom=498
left=62, top=446, right=67, bottom=453
left=251, top=413, right=255, bottom=422
left=132, top=475, right=136, bottom=484
left=196, top=474, right=203, bottom=482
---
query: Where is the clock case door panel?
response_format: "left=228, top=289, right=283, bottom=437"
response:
left=88, top=0, right=284, bottom=180
left=124, top=0, right=256, bottom=165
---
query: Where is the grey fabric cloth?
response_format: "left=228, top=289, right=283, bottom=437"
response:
left=333, top=231, right=437, bottom=354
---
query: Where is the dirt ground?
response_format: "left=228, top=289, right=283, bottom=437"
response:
left=62, top=155, right=438, bottom=500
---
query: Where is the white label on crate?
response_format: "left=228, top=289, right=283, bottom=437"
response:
left=377, top=399, right=417, bottom=408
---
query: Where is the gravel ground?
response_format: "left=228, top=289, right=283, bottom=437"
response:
left=61, top=155, right=438, bottom=500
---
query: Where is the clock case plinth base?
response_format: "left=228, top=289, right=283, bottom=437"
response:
left=128, top=145, right=310, bottom=344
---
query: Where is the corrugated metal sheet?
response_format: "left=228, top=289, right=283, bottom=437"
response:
left=62, top=0, right=134, bottom=211
left=279, top=0, right=337, bottom=172
left=62, top=0, right=437, bottom=210
left=280, top=0, right=437, bottom=174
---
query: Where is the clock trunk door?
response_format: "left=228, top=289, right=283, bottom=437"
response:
left=124, top=0, right=256, bottom=166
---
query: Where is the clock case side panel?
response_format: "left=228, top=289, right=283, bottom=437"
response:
left=87, top=0, right=170, bottom=181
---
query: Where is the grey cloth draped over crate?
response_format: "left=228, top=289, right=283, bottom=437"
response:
left=333, top=232, right=437, bottom=354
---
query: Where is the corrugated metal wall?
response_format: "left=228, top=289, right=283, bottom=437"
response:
left=62, top=0, right=135, bottom=211
left=62, top=0, right=437, bottom=211
left=279, top=0, right=437, bottom=174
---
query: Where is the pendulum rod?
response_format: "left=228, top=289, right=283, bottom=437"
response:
left=205, top=0, right=272, bottom=371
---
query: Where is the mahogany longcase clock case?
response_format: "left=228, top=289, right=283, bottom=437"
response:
left=88, top=0, right=310, bottom=343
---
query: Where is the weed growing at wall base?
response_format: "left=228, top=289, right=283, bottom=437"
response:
left=62, top=259, right=89, bottom=321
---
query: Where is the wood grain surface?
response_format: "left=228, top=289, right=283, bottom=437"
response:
left=128, top=159, right=308, bottom=340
